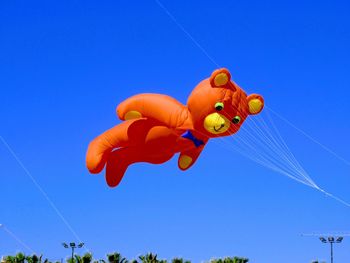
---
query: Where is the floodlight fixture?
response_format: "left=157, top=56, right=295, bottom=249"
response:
left=336, top=237, right=343, bottom=243
left=319, top=237, right=327, bottom=243
left=62, top=243, right=69, bottom=248
left=328, top=237, right=335, bottom=242
left=69, top=242, right=76, bottom=248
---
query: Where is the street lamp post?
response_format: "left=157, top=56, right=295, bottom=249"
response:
left=62, top=242, right=84, bottom=263
left=319, top=236, right=343, bottom=263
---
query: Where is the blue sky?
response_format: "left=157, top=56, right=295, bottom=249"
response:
left=1, top=0, right=350, bottom=262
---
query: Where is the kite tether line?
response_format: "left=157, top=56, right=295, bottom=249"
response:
left=1, top=224, right=36, bottom=254
left=0, top=136, right=90, bottom=251
left=266, top=106, right=350, bottom=167
left=154, top=0, right=350, bottom=208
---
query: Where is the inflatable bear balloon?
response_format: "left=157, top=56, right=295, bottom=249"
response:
left=86, top=68, right=264, bottom=187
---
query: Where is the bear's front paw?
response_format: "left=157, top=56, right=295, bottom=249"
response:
left=178, top=155, right=193, bottom=170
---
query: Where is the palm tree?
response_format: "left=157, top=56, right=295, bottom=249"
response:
left=235, top=257, right=249, bottom=263
left=27, top=255, right=42, bottom=263
left=15, top=253, right=25, bottom=263
left=138, top=253, right=167, bottom=263
left=106, top=253, right=127, bottom=263
left=82, top=253, right=93, bottom=263
left=74, top=255, right=82, bottom=263
left=3, top=256, right=15, bottom=263
left=171, top=258, right=190, bottom=263
left=209, top=257, right=249, bottom=263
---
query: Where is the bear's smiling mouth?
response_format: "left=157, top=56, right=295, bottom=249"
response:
left=213, top=124, right=225, bottom=132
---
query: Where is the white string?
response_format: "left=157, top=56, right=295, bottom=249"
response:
left=0, top=136, right=89, bottom=252
left=238, top=125, right=304, bottom=178
left=154, top=0, right=220, bottom=68
left=302, top=232, right=350, bottom=237
left=223, top=137, right=315, bottom=187
left=266, top=106, right=350, bottom=167
left=242, top=113, right=317, bottom=186
left=316, top=187, right=350, bottom=208
left=219, top=137, right=316, bottom=188
left=1, top=224, right=36, bottom=254
left=252, top=113, right=304, bottom=172
left=228, top=128, right=316, bottom=187
left=234, top=133, right=307, bottom=184
left=263, top=110, right=312, bottom=181
left=222, top=107, right=317, bottom=187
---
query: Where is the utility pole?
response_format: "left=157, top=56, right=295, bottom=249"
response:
left=319, top=236, right=343, bottom=263
left=302, top=233, right=347, bottom=263
left=62, top=242, right=84, bottom=263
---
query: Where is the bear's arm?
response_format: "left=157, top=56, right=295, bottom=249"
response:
left=178, top=143, right=207, bottom=171
left=116, top=93, right=190, bottom=129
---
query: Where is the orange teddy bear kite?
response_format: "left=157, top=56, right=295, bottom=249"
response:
left=86, top=68, right=264, bottom=187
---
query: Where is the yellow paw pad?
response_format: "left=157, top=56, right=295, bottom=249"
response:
left=179, top=155, right=192, bottom=170
left=125, top=110, right=142, bottom=120
left=214, top=73, right=229, bottom=86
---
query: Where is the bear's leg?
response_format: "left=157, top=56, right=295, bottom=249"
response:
left=86, top=118, right=155, bottom=174
left=105, top=147, right=133, bottom=187
left=105, top=146, right=175, bottom=187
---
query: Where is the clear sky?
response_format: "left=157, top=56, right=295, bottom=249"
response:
left=1, top=0, right=350, bottom=262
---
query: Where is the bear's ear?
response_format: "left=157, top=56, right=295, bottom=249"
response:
left=210, top=68, right=235, bottom=91
left=247, top=94, right=264, bottom=115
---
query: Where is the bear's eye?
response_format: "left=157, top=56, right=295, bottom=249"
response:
left=232, top=116, right=241, bottom=124
left=215, top=102, right=224, bottom=111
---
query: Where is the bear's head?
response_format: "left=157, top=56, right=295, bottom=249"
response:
left=187, top=68, right=264, bottom=138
